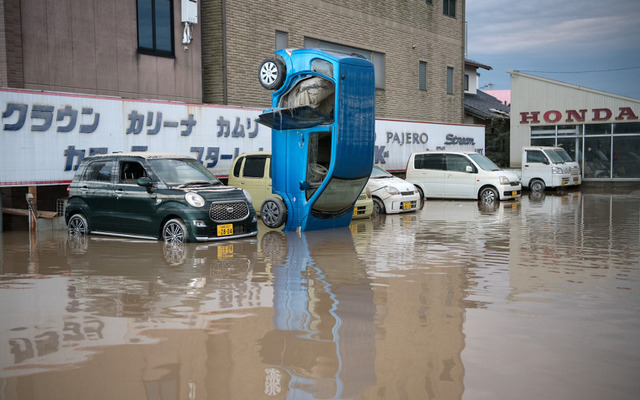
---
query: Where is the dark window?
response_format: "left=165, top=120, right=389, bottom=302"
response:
left=137, top=0, right=174, bottom=57
left=526, top=150, right=547, bottom=164
left=233, top=157, right=244, bottom=177
left=464, top=74, right=469, bottom=91
left=276, top=30, right=289, bottom=50
left=443, top=0, right=456, bottom=17
left=119, top=162, right=147, bottom=182
left=414, top=154, right=444, bottom=170
left=419, top=61, right=427, bottom=91
left=84, top=161, right=114, bottom=182
left=243, top=157, right=267, bottom=178
left=447, top=67, right=454, bottom=94
left=445, top=154, right=474, bottom=172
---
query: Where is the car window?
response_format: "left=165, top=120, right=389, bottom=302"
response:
left=83, top=160, right=115, bottom=182
left=243, top=157, right=267, bottom=178
left=370, top=165, right=392, bottom=178
left=233, top=156, right=243, bottom=178
left=467, top=153, right=500, bottom=171
left=414, top=154, right=443, bottom=170
left=119, top=161, right=147, bottom=183
left=148, top=158, right=221, bottom=186
left=527, top=150, right=546, bottom=163
left=445, top=154, right=473, bottom=172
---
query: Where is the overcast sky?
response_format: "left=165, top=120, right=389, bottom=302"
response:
left=465, top=0, right=640, bottom=99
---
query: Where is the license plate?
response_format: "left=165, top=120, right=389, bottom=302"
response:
left=218, top=244, right=233, bottom=258
left=217, top=224, right=233, bottom=236
left=512, top=191, right=518, bottom=197
left=353, top=207, right=359, bottom=216
left=402, top=201, right=411, bottom=210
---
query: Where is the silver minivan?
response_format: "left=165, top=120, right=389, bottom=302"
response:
left=405, top=151, right=521, bottom=202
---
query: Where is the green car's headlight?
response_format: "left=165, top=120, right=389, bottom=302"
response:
left=185, top=192, right=205, bottom=208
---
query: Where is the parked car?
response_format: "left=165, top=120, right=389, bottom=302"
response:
left=405, top=151, right=521, bottom=202
left=366, top=165, right=421, bottom=215
left=228, top=151, right=373, bottom=221
left=65, top=153, right=258, bottom=243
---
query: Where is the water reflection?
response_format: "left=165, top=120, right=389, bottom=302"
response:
left=1, top=191, right=639, bottom=399
left=259, top=229, right=376, bottom=398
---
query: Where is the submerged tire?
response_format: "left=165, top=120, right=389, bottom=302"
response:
left=530, top=179, right=546, bottom=192
left=479, top=187, right=499, bottom=203
left=261, top=197, right=287, bottom=229
left=372, top=197, right=385, bottom=216
left=162, top=218, right=188, bottom=243
left=67, top=213, right=89, bottom=236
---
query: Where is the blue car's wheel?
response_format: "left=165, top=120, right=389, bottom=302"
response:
left=259, top=58, right=286, bottom=90
left=261, top=197, right=287, bottom=229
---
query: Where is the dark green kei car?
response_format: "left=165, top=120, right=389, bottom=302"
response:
left=65, top=153, right=258, bottom=243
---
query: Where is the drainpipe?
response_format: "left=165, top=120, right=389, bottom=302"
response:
left=222, top=0, right=228, bottom=104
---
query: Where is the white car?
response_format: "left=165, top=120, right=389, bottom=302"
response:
left=405, top=151, right=521, bottom=202
left=366, top=165, right=421, bottom=215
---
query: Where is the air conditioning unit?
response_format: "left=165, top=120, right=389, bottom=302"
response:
left=182, top=0, right=198, bottom=24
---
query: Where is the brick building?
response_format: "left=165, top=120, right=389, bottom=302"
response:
left=2, top=0, right=466, bottom=122
left=1, top=0, right=467, bottom=230
left=202, top=0, right=466, bottom=123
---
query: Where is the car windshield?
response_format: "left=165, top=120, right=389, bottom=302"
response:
left=148, top=158, right=222, bottom=186
left=370, top=165, right=393, bottom=178
left=553, top=149, right=572, bottom=162
left=311, top=176, right=368, bottom=216
left=544, top=150, right=566, bottom=163
left=468, top=153, right=500, bottom=171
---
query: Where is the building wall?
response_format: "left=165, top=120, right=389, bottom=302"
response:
left=510, top=71, right=640, bottom=166
left=2, top=0, right=202, bottom=103
left=203, top=0, right=466, bottom=124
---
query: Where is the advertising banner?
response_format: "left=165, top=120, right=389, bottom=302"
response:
left=1, top=89, right=484, bottom=186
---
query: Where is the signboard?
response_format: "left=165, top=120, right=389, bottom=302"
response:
left=1, top=89, right=484, bottom=186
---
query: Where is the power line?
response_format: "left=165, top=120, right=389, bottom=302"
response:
left=519, top=66, right=640, bottom=74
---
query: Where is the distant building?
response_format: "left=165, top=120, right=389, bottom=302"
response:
left=463, top=60, right=510, bottom=165
left=509, top=71, right=640, bottom=183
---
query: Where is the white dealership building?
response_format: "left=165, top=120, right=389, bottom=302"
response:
left=509, top=71, right=640, bottom=182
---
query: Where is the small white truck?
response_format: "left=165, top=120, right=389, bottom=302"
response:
left=516, top=146, right=581, bottom=191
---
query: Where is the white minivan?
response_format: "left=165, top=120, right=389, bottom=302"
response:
left=406, top=151, right=521, bottom=202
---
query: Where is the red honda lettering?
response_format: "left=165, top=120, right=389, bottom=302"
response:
left=543, top=110, right=562, bottom=123
left=593, top=108, right=612, bottom=121
left=615, top=107, right=639, bottom=121
left=565, top=109, right=586, bottom=122
left=520, top=111, right=540, bottom=124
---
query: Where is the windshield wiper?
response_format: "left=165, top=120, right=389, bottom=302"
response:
left=177, top=180, right=216, bottom=188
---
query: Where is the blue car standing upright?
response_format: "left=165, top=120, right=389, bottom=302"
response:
left=257, top=48, right=375, bottom=231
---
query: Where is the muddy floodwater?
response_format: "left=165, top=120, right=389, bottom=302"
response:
left=1, top=190, right=639, bottom=399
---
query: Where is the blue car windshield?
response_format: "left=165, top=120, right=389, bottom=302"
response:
left=310, top=176, right=367, bottom=217
left=149, top=158, right=222, bottom=186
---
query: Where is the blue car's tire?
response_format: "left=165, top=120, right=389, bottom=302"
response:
left=261, top=197, right=287, bottom=229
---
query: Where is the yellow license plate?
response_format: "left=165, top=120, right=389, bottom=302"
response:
left=402, top=201, right=411, bottom=210
left=353, top=207, right=358, bottom=216
left=217, top=224, right=233, bottom=236
left=512, top=191, right=518, bottom=197
left=218, top=244, right=233, bottom=259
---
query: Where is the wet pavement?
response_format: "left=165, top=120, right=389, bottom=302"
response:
left=1, top=189, right=639, bottom=399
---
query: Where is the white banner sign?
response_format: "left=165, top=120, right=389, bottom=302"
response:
left=1, top=89, right=484, bottom=186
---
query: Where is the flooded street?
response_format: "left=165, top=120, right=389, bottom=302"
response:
left=1, top=190, right=639, bottom=399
